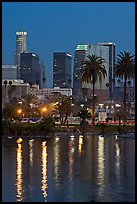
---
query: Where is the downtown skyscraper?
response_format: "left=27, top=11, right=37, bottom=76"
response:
left=97, top=42, right=115, bottom=100
left=14, top=31, right=28, bottom=79
left=73, top=42, right=115, bottom=102
left=14, top=31, right=28, bottom=66
left=53, top=52, right=72, bottom=88
left=73, top=44, right=91, bottom=100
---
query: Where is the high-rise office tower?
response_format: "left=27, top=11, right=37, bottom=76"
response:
left=53, top=52, right=72, bottom=88
left=14, top=31, right=28, bottom=78
left=14, top=31, right=28, bottom=66
left=97, top=42, right=115, bottom=100
left=20, top=53, right=41, bottom=87
left=73, top=44, right=91, bottom=99
left=90, top=44, right=110, bottom=91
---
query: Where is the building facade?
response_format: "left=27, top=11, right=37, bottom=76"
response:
left=97, top=42, right=115, bottom=100
left=20, top=52, right=41, bottom=86
left=14, top=31, right=28, bottom=66
left=73, top=44, right=91, bottom=100
left=2, top=65, right=17, bottom=79
left=42, top=87, right=72, bottom=96
left=2, top=79, right=31, bottom=104
left=53, top=52, right=72, bottom=88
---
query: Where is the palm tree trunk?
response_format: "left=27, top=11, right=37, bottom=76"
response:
left=92, top=80, right=95, bottom=128
left=124, top=78, right=127, bottom=124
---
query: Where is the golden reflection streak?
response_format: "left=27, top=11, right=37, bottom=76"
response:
left=54, top=137, right=60, bottom=180
left=97, top=136, right=105, bottom=194
left=115, top=142, right=120, bottom=180
left=16, top=143, right=23, bottom=202
left=78, top=135, right=83, bottom=155
left=29, top=139, right=34, bottom=166
left=41, top=141, right=48, bottom=201
left=69, top=137, right=75, bottom=178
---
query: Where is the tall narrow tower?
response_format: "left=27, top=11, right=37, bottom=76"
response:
left=14, top=31, right=27, bottom=66
left=14, top=31, right=28, bottom=79
left=73, top=44, right=91, bottom=100
left=97, top=42, right=115, bottom=100
left=53, top=52, right=72, bottom=88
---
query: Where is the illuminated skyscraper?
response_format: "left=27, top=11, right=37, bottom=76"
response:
left=14, top=31, right=28, bottom=78
left=20, top=52, right=40, bottom=86
left=97, top=42, right=115, bottom=100
left=53, top=52, right=72, bottom=88
left=73, top=44, right=91, bottom=99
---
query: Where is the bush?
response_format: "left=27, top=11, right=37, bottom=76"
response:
left=39, top=116, right=55, bottom=134
left=2, top=120, right=14, bottom=135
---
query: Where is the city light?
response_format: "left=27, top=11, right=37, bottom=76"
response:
left=17, top=109, right=22, bottom=114
left=43, top=107, right=47, bottom=112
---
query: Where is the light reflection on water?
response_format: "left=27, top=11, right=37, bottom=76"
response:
left=2, top=134, right=135, bottom=202
left=41, top=141, right=48, bottom=201
left=16, top=143, right=23, bottom=202
left=97, top=136, right=105, bottom=197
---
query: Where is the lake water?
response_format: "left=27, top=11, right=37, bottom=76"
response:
left=2, top=133, right=135, bottom=202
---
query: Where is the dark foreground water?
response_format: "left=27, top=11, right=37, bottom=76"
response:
left=2, top=133, right=135, bottom=202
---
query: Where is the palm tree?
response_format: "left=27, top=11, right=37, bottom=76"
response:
left=80, top=54, right=107, bottom=127
left=8, top=81, right=13, bottom=99
left=112, top=78, right=115, bottom=87
left=42, top=76, right=46, bottom=100
left=54, top=95, right=72, bottom=125
left=105, top=82, right=109, bottom=98
left=114, top=51, right=135, bottom=124
left=22, top=94, right=38, bottom=118
left=127, top=80, right=131, bottom=87
left=81, top=87, right=88, bottom=101
left=117, top=78, right=121, bottom=101
left=4, top=80, right=8, bottom=99
left=78, top=108, right=91, bottom=133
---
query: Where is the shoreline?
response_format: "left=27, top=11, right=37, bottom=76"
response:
left=2, top=130, right=135, bottom=139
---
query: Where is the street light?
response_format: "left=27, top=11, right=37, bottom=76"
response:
left=30, top=103, right=33, bottom=108
left=17, top=109, right=22, bottom=120
left=42, top=107, right=47, bottom=118
left=99, top=103, right=104, bottom=109
left=115, top=104, right=121, bottom=108
left=17, top=109, right=22, bottom=114
left=80, top=104, right=84, bottom=108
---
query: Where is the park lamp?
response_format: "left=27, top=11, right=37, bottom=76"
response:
left=30, top=103, right=33, bottom=107
left=42, top=107, right=47, bottom=114
left=99, top=103, right=104, bottom=109
left=17, top=109, right=22, bottom=114
left=80, top=104, right=84, bottom=108
left=115, top=104, right=121, bottom=108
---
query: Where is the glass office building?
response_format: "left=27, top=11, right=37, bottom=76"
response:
left=73, top=44, right=91, bottom=99
left=20, top=53, right=40, bottom=86
left=14, top=31, right=28, bottom=66
left=97, top=42, right=115, bottom=100
left=53, top=52, right=72, bottom=88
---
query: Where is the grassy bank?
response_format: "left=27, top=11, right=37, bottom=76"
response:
left=2, top=119, right=135, bottom=137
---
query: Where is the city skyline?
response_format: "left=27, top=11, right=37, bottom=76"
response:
left=2, top=2, right=135, bottom=87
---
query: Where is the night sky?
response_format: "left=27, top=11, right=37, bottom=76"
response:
left=2, top=2, right=135, bottom=87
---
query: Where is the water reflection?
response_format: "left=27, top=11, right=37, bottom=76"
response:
left=16, top=143, right=23, bottom=202
left=41, top=141, right=48, bottom=201
left=97, top=136, right=105, bottom=197
left=29, top=139, right=34, bottom=166
left=115, top=142, right=120, bottom=182
left=2, top=135, right=135, bottom=202
left=78, top=135, right=83, bottom=155
left=69, top=136, right=75, bottom=179
left=54, top=137, right=60, bottom=181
